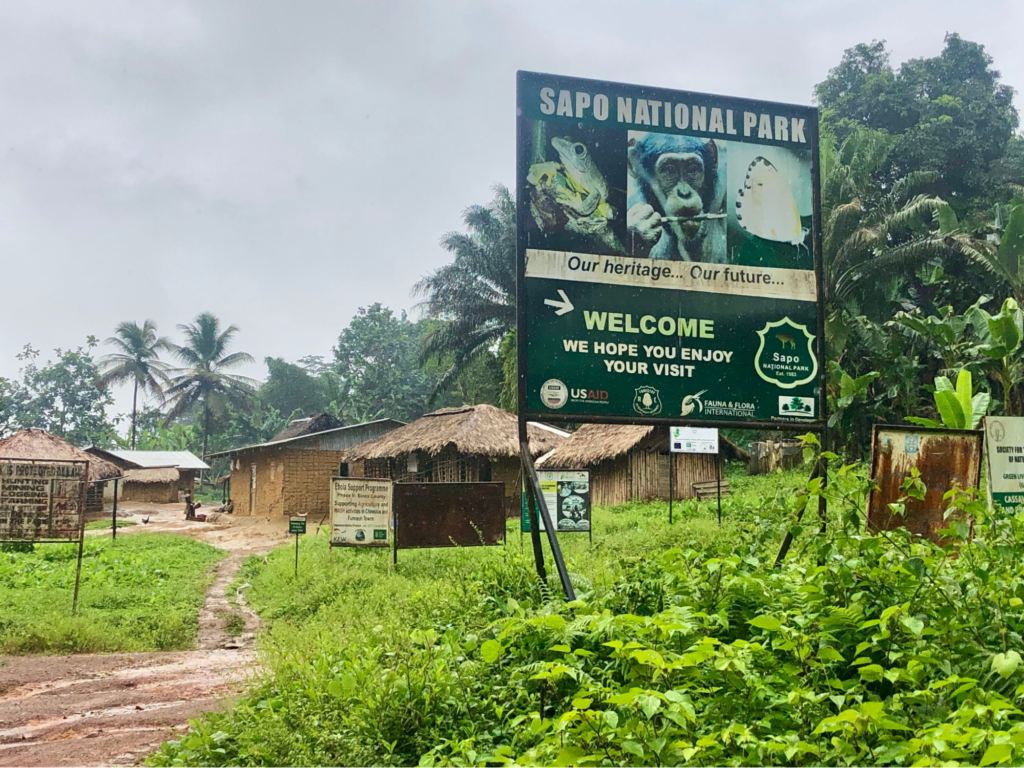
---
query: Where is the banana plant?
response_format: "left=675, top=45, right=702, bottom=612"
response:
left=969, top=297, right=1024, bottom=415
left=906, top=369, right=990, bottom=429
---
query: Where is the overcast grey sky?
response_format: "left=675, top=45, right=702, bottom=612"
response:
left=1, top=0, right=1021, bottom=421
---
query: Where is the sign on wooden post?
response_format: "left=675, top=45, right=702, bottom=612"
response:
left=0, top=459, right=87, bottom=542
left=330, top=477, right=392, bottom=547
left=0, top=458, right=89, bottom=614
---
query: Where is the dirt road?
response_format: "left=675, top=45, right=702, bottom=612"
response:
left=0, top=503, right=293, bottom=767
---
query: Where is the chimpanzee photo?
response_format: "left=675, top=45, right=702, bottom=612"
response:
left=626, top=132, right=727, bottom=262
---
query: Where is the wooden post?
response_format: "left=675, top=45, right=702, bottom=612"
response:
left=111, top=478, right=119, bottom=540
left=716, top=454, right=722, bottom=527
left=668, top=454, right=674, bottom=524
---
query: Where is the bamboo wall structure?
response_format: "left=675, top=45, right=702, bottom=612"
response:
left=587, top=450, right=721, bottom=507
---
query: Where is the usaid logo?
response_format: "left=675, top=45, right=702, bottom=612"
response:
left=571, top=388, right=609, bottom=403
left=541, top=379, right=568, bottom=409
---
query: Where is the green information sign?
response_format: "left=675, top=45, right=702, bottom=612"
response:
left=289, top=516, right=307, bottom=535
left=522, top=469, right=591, bottom=533
left=517, top=71, right=823, bottom=427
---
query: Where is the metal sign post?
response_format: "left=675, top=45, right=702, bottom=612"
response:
left=289, top=516, right=306, bottom=577
left=670, top=426, right=720, bottom=523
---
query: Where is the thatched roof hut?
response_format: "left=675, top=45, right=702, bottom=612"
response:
left=342, top=405, right=568, bottom=505
left=0, top=428, right=122, bottom=512
left=343, top=405, right=565, bottom=462
left=538, top=424, right=747, bottom=507
left=0, top=428, right=121, bottom=482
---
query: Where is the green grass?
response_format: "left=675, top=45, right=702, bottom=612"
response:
left=0, top=533, right=225, bottom=654
left=218, top=610, right=246, bottom=636
left=84, top=519, right=137, bottom=530
left=149, top=465, right=810, bottom=766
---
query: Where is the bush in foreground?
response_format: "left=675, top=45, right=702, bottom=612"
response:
left=151, top=463, right=1024, bottom=766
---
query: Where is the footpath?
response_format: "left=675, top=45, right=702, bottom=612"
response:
left=0, top=504, right=291, bottom=767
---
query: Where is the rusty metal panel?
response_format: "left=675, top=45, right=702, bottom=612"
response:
left=394, top=482, right=505, bottom=549
left=868, top=425, right=983, bottom=542
left=0, top=459, right=88, bottom=543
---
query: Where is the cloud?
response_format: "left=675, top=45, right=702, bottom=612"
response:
left=0, top=0, right=1020, bottom=422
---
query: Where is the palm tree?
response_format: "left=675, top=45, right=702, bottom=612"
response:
left=97, top=320, right=171, bottom=449
left=950, top=196, right=1024, bottom=304
left=414, top=184, right=517, bottom=401
left=163, top=313, right=257, bottom=460
left=821, top=128, right=955, bottom=311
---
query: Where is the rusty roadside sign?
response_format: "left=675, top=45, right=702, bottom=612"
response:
left=867, top=425, right=983, bottom=542
left=0, top=458, right=87, bottom=543
left=394, top=482, right=505, bottom=550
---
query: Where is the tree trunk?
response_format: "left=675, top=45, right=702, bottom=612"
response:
left=130, top=380, right=139, bottom=450
left=202, top=400, right=210, bottom=461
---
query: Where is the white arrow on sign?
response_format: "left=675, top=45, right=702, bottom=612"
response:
left=544, top=289, right=574, bottom=316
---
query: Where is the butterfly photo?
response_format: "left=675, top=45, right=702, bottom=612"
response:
left=725, top=143, right=813, bottom=270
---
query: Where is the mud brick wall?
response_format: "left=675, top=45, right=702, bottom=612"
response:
left=229, top=448, right=285, bottom=517
left=282, top=449, right=345, bottom=518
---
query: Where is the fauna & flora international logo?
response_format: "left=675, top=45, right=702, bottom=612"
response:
left=754, top=317, right=817, bottom=389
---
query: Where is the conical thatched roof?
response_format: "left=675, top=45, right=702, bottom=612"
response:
left=342, top=405, right=566, bottom=461
left=538, top=424, right=748, bottom=469
left=0, top=428, right=122, bottom=482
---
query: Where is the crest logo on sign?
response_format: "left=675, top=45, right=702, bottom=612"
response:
left=754, top=317, right=818, bottom=390
left=633, top=386, right=662, bottom=416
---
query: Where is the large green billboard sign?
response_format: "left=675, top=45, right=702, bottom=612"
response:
left=517, top=71, right=823, bottom=428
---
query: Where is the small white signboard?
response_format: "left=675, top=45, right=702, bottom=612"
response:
left=985, top=417, right=1024, bottom=512
left=670, top=426, right=719, bottom=455
left=330, top=477, right=393, bottom=547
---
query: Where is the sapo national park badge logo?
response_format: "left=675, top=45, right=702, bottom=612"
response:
left=754, top=318, right=817, bottom=389
left=633, top=386, right=662, bottom=416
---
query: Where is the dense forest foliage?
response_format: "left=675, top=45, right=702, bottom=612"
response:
left=1, top=34, right=1022, bottom=470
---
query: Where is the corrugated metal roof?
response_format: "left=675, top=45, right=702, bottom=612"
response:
left=207, top=418, right=406, bottom=457
left=107, top=450, right=210, bottom=471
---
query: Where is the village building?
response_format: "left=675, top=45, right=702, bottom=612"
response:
left=341, top=404, right=569, bottom=515
left=537, top=424, right=748, bottom=507
left=210, top=414, right=405, bottom=517
left=0, top=428, right=122, bottom=512
left=85, top=448, right=209, bottom=504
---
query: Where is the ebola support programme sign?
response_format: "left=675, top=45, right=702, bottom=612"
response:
left=330, top=477, right=392, bottom=547
left=517, top=71, right=823, bottom=427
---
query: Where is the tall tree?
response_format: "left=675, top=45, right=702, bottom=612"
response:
left=97, top=320, right=170, bottom=449
left=816, top=35, right=1019, bottom=215
left=260, top=357, right=329, bottom=421
left=333, top=303, right=432, bottom=423
left=415, top=184, right=516, bottom=402
left=11, top=341, right=117, bottom=447
left=163, top=313, right=257, bottom=460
